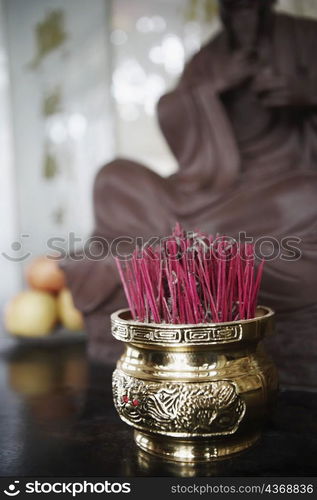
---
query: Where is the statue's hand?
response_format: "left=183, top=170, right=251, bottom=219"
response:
left=216, top=50, right=256, bottom=93
left=253, top=68, right=313, bottom=107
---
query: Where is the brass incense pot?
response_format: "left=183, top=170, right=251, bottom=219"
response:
left=111, top=305, right=278, bottom=463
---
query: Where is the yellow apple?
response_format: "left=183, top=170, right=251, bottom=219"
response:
left=57, top=288, right=84, bottom=331
left=5, top=290, right=57, bottom=336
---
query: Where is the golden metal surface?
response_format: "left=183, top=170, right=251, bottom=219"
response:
left=111, top=306, right=274, bottom=346
left=134, top=431, right=261, bottom=463
left=111, top=307, right=278, bottom=463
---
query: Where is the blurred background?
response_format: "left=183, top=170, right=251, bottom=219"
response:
left=1, top=0, right=317, bottom=306
left=0, top=0, right=317, bottom=477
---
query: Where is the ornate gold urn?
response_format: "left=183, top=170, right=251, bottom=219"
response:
left=111, top=305, right=278, bottom=463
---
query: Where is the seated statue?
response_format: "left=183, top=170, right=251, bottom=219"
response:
left=62, top=0, right=317, bottom=388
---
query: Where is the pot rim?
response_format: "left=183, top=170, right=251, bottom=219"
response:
left=112, top=305, right=273, bottom=329
left=111, top=306, right=275, bottom=346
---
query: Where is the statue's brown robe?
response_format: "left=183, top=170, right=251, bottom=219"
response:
left=62, top=14, right=317, bottom=385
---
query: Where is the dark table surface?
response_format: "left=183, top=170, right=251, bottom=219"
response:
left=0, top=340, right=316, bottom=477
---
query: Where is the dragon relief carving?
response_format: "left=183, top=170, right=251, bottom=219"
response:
left=112, top=370, right=245, bottom=435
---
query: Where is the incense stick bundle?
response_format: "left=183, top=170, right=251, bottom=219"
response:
left=115, top=225, right=264, bottom=324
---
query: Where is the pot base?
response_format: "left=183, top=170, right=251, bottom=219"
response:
left=134, top=430, right=261, bottom=463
